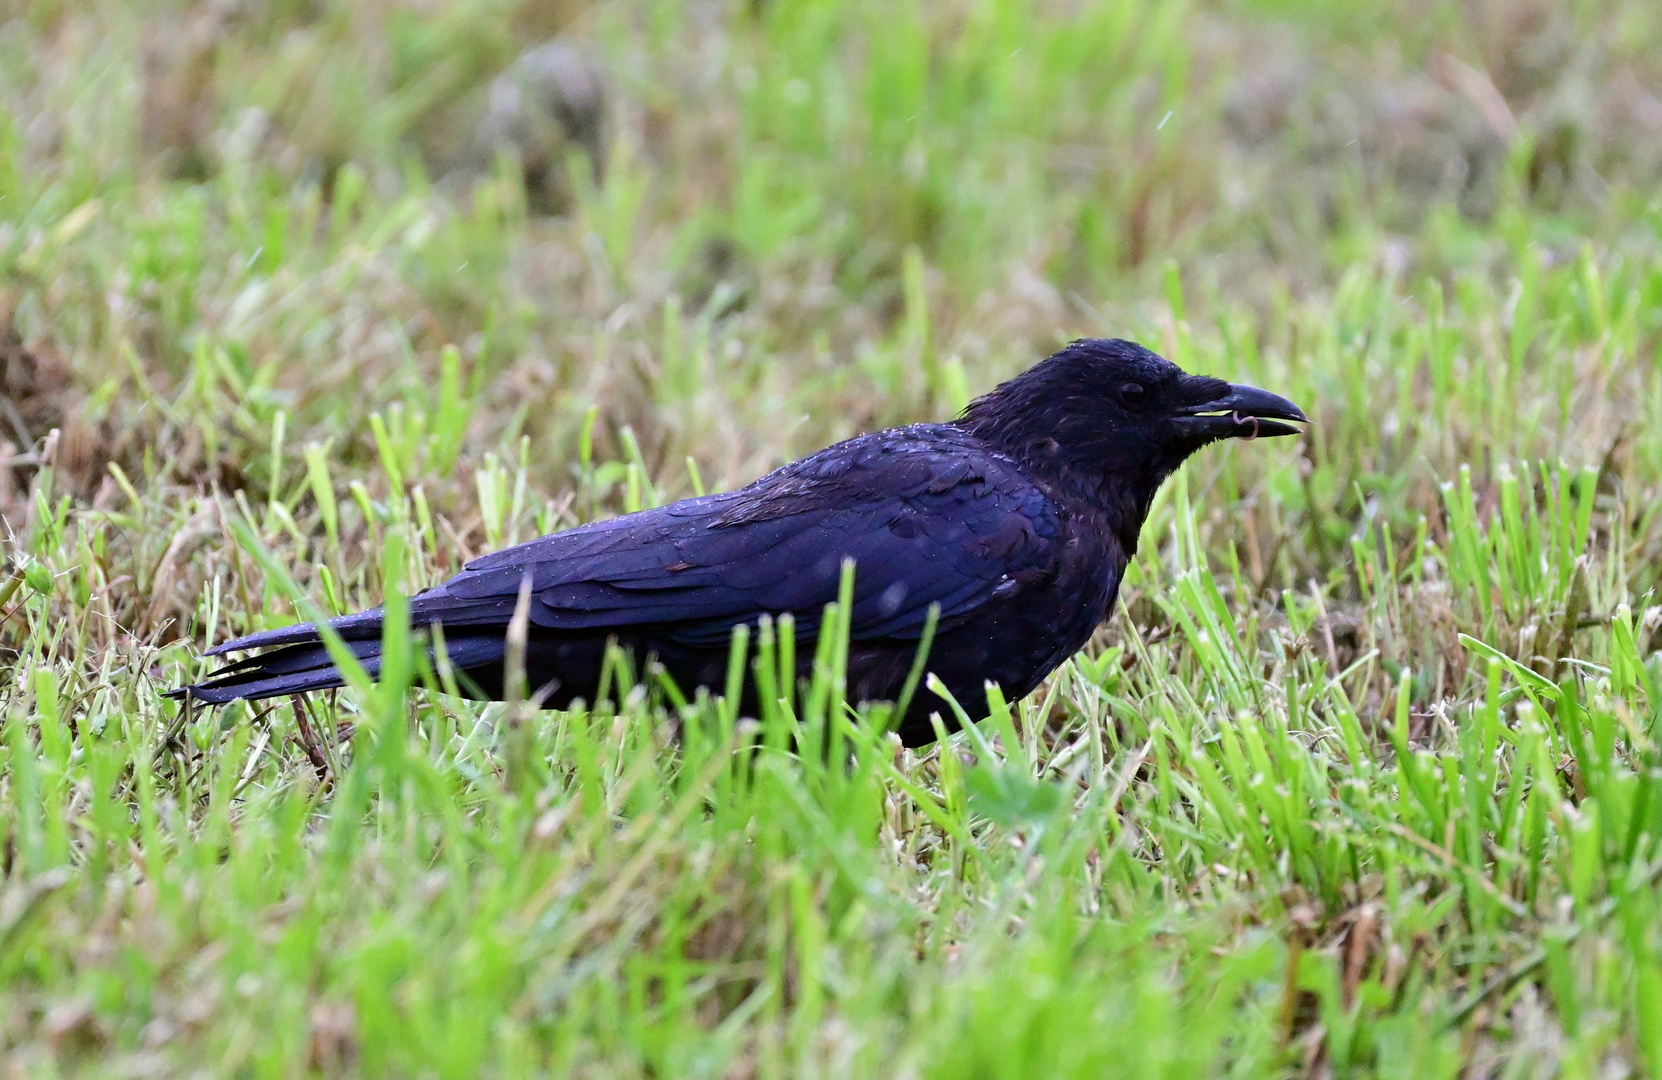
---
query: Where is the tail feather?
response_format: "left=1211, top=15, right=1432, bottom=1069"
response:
left=171, top=631, right=511, bottom=704
left=169, top=642, right=368, bottom=702
left=205, top=608, right=386, bottom=656
left=203, top=588, right=526, bottom=656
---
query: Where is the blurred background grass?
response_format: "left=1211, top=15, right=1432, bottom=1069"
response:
left=6, top=0, right=1662, bottom=1075
left=6, top=0, right=1659, bottom=517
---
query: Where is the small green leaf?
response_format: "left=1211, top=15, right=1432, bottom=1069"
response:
left=964, top=763, right=1066, bottom=829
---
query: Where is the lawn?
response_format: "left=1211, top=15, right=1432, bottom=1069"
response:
left=4, top=0, right=1662, bottom=1075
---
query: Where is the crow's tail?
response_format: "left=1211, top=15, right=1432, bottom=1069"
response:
left=168, top=624, right=511, bottom=704
left=167, top=638, right=381, bottom=702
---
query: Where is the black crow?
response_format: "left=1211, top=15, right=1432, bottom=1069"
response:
left=171, top=338, right=1305, bottom=746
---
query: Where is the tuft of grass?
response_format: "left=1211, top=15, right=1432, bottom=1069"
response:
left=5, top=0, right=1662, bottom=1074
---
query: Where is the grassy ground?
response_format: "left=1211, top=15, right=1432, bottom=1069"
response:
left=4, top=0, right=1662, bottom=1075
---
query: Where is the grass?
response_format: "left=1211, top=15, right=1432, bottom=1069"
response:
left=5, top=0, right=1662, bottom=1074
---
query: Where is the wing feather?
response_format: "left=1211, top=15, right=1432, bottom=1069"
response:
left=209, top=426, right=1062, bottom=658
left=452, top=429, right=1063, bottom=643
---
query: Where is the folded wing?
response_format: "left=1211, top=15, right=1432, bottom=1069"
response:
left=208, top=427, right=1061, bottom=656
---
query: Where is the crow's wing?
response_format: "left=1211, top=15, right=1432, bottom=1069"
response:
left=434, top=428, right=1061, bottom=646
left=210, top=427, right=1061, bottom=654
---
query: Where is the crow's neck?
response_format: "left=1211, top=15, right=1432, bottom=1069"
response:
left=954, top=418, right=1170, bottom=558
left=1048, top=464, right=1167, bottom=559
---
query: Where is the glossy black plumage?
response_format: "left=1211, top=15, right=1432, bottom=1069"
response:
left=171, top=338, right=1305, bottom=746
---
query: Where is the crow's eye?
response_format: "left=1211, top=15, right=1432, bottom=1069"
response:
left=1118, top=382, right=1146, bottom=407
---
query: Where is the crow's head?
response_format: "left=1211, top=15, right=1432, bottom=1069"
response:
left=958, top=337, right=1306, bottom=506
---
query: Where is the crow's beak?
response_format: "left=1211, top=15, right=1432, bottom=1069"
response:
left=1177, top=382, right=1308, bottom=440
